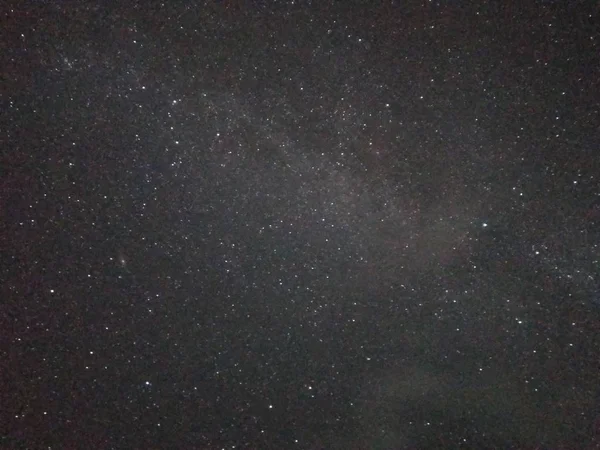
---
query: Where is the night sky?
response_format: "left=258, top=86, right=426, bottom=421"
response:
left=2, top=1, right=600, bottom=449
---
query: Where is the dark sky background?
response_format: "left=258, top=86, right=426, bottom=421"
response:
left=2, top=1, right=599, bottom=449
